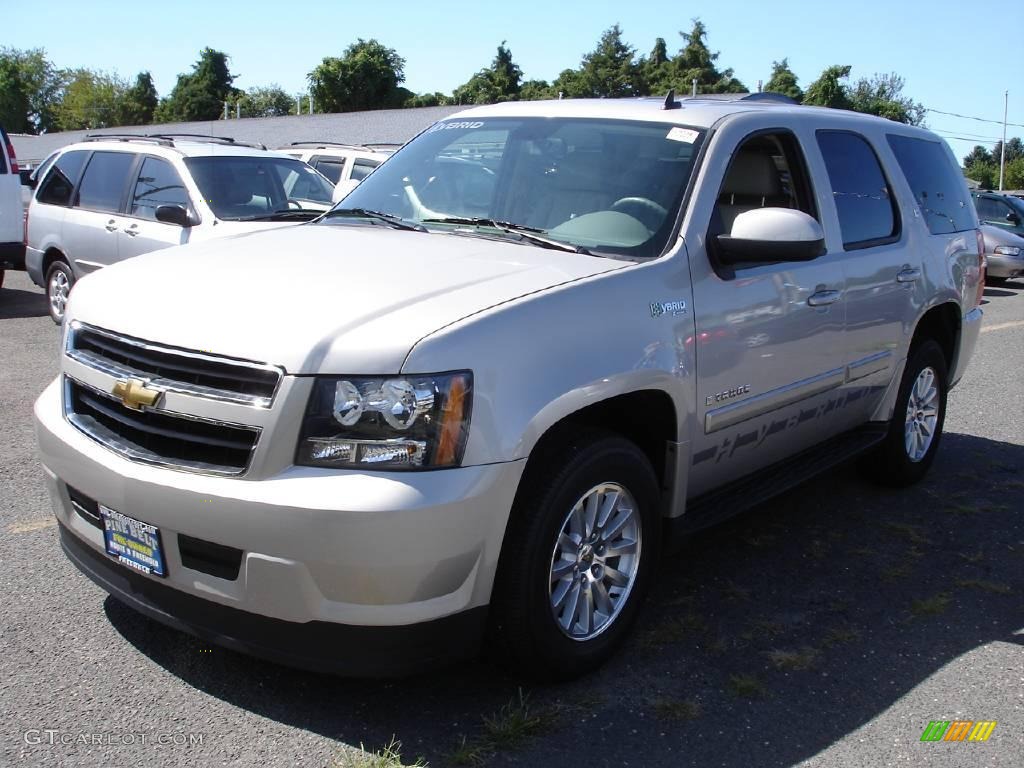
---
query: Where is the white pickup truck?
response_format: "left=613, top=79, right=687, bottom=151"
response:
left=35, top=95, right=983, bottom=679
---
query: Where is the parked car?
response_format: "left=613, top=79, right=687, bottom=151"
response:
left=35, top=96, right=984, bottom=679
left=277, top=141, right=396, bottom=198
left=20, top=151, right=59, bottom=210
left=972, top=190, right=1024, bottom=237
left=0, top=125, right=26, bottom=289
left=979, top=223, right=1024, bottom=283
left=25, top=134, right=336, bottom=323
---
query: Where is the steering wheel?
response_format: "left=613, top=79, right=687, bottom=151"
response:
left=611, top=197, right=668, bottom=232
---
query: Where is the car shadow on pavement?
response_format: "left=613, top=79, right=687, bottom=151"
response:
left=983, top=288, right=1019, bottom=298
left=0, top=286, right=49, bottom=319
left=105, top=430, right=1024, bottom=768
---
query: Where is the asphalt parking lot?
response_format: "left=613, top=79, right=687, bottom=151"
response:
left=1, top=268, right=1021, bottom=768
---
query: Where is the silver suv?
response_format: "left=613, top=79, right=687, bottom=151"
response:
left=25, top=134, right=335, bottom=323
left=34, top=96, right=984, bottom=679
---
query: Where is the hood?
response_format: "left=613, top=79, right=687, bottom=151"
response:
left=980, top=223, right=1024, bottom=249
left=66, top=223, right=625, bottom=374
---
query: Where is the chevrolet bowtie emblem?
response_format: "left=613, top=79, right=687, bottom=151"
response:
left=112, top=378, right=161, bottom=411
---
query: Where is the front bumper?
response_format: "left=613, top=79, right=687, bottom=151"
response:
left=985, top=253, right=1024, bottom=279
left=35, top=378, right=525, bottom=673
left=951, top=306, right=983, bottom=388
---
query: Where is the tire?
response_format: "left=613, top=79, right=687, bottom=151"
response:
left=860, top=339, right=948, bottom=487
left=45, top=259, right=74, bottom=325
left=488, top=429, right=661, bottom=680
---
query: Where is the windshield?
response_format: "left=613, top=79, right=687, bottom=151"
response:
left=184, top=156, right=334, bottom=220
left=329, top=117, right=704, bottom=259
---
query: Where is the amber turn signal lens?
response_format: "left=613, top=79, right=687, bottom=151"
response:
left=434, top=374, right=469, bottom=466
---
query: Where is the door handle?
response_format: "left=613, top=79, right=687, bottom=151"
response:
left=104, top=220, right=118, bottom=232
left=807, top=289, right=841, bottom=307
left=896, top=267, right=921, bottom=283
left=124, top=224, right=139, bottom=237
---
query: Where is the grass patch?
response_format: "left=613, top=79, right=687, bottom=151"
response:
left=728, top=674, right=766, bottom=699
left=882, top=563, right=913, bottom=581
left=449, top=689, right=553, bottom=765
left=911, top=593, right=951, bottom=618
left=329, top=739, right=426, bottom=768
left=654, top=697, right=702, bottom=721
left=1004, top=479, right=1024, bottom=491
left=639, top=613, right=707, bottom=648
left=821, top=626, right=861, bottom=647
left=958, top=549, right=985, bottom=564
left=946, top=501, right=983, bottom=515
left=956, top=579, right=1013, bottom=595
left=764, top=647, right=820, bottom=671
left=883, top=522, right=930, bottom=545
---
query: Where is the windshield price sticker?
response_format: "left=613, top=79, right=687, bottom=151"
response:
left=666, top=127, right=699, bottom=144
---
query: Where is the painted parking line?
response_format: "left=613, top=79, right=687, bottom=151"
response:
left=7, top=518, right=57, bottom=534
left=981, top=320, right=1024, bottom=334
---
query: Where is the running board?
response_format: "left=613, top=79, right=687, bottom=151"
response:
left=667, top=425, right=888, bottom=540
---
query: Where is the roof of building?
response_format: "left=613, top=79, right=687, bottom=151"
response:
left=9, top=105, right=463, bottom=164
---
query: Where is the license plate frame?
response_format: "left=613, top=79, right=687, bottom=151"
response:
left=99, top=505, right=167, bottom=578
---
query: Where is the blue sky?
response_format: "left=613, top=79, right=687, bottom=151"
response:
left=4, top=0, right=1022, bottom=161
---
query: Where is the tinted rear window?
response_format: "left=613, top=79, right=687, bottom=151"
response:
left=887, top=135, right=975, bottom=234
left=38, top=150, right=89, bottom=206
left=0, top=128, right=8, bottom=174
left=816, top=131, right=898, bottom=248
left=77, top=151, right=136, bottom=212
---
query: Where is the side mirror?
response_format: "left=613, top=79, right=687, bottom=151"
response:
left=717, top=208, right=826, bottom=265
left=1007, top=211, right=1021, bottom=225
left=155, top=204, right=196, bottom=228
left=331, top=178, right=361, bottom=205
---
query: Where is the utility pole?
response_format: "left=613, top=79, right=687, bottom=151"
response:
left=691, top=79, right=697, bottom=97
left=236, top=101, right=241, bottom=119
left=295, top=95, right=301, bottom=115
left=223, top=101, right=229, bottom=120
left=998, top=90, right=1008, bottom=191
left=309, top=94, right=314, bottom=115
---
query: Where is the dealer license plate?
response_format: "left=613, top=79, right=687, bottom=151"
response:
left=99, top=505, right=167, bottom=577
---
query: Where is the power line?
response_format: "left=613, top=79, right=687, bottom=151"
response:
left=925, top=107, right=1024, bottom=130
left=930, top=127, right=1003, bottom=142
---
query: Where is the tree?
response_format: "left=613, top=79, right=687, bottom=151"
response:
left=452, top=42, right=523, bottom=105
left=652, top=19, right=745, bottom=95
left=119, top=71, right=158, bottom=125
left=308, top=39, right=406, bottom=113
left=577, top=24, right=644, bottom=98
left=238, top=85, right=294, bottom=118
left=803, top=65, right=852, bottom=109
left=53, top=69, right=128, bottom=130
left=965, top=161, right=998, bottom=189
left=990, top=137, right=1024, bottom=166
left=641, top=38, right=671, bottom=92
left=519, top=79, right=552, bottom=101
left=159, top=48, right=238, bottom=122
left=848, top=73, right=925, bottom=125
left=962, top=145, right=992, bottom=168
left=550, top=67, right=591, bottom=99
left=764, top=58, right=802, bottom=101
left=0, top=47, right=63, bottom=132
left=1004, top=156, right=1024, bottom=189
left=0, top=57, right=31, bottom=133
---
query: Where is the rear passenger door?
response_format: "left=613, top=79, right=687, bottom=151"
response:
left=310, top=155, right=346, bottom=184
left=62, top=151, right=137, bottom=273
left=118, top=156, right=192, bottom=260
left=814, top=130, right=910, bottom=419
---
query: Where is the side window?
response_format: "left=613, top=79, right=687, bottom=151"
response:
left=350, top=159, right=380, bottom=182
left=973, top=196, right=999, bottom=222
left=313, top=158, right=345, bottom=185
left=37, top=150, right=89, bottom=206
left=816, top=131, right=898, bottom=248
left=76, top=151, right=136, bottom=213
left=887, top=134, right=974, bottom=234
left=130, top=157, right=190, bottom=220
left=712, top=131, right=818, bottom=239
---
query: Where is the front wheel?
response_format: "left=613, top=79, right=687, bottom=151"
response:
left=45, top=259, right=74, bottom=325
left=860, top=339, right=948, bottom=487
left=488, top=431, right=661, bottom=679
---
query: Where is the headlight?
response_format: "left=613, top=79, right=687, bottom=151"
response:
left=993, top=245, right=1022, bottom=256
left=296, top=372, right=472, bottom=470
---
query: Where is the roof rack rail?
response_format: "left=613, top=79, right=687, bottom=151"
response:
left=740, top=92, right=799, bottom=105
left=288, top=140, right=354, bottom=148
left=364, top=142, right=401, bottom=149
left=83, top=133, right=173, bottom=146
left=149, top=133, right=268, bottom=150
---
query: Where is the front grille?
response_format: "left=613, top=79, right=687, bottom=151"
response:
left=65, top=378, right=259, bottom=475
left=67, top=323, right=281, bottom=408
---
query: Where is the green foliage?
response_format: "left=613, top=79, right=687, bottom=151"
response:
left=963, top=145, right=992, bottom=168
left=991, top=137, right=1024, bottom=166
left=550, top=67, right=591, bottom=99
left=848, top=73, right=925, bottom=125
left=577, top=24, right=645, bottom=98
left=519, top=79, right=552, bottom=101
left=404, top=91, right=450, bottom=108
left=120, top=71, right=158, bottom=125
left=0, top=47, right=63, bottom=132
left=803, top=65, right=852, bottom=109
left=963, top=159, right=997, bottom=189
left=452, top=42, right=523, bottom=105
left=159, top=48, right=238, bottom=122
left=53, top=69, right=128, bottom=130
left=646, top=19, right=744, bottom=95
left=1005, top=156, right=1024, bottom=189
left=309, top=39, right=406, bottom=113
left=765, top=58, right=802, bottom=101
left=238, top=84, right=294, bottom=118
left=0, top=57, right=32, bottom=133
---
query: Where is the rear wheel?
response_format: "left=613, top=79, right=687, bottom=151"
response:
left=488, top=430, right=661, bottom=679
left=860, top=339, right=948, bottom=487
left=45, top=259, right=74, bottom=324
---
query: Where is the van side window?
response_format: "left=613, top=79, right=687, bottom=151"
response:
left=76, top=152, right=136, bottom=213
left=350, top=159, right=380, bottom=181
left=816, top=131, right=898, bottom=249
left=312, top=157, right=345, bottom=184
left=131, top=157, right=190, bottom=220
left=887, top=134, right=974, bottom=234
left=37, top=150, right=89, bottom=207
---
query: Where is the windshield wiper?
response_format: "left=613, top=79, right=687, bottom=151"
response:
left=232, top=209, right=323, bottom=221
left=320, top=208, right=425, bottom=231
left=420, top=217, right=592, bottom=255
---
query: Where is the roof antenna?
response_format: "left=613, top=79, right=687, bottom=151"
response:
left=663, top=89, right=681, bottom=110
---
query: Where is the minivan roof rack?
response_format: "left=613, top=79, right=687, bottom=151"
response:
left=83, top=133, right=268, bottom=151
left=84, top=133, right=173, bottom=146
left=287, top=141, right=398, bottom=151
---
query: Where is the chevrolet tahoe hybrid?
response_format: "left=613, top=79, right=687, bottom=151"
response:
left=34, top=95, right=984, bottom=678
